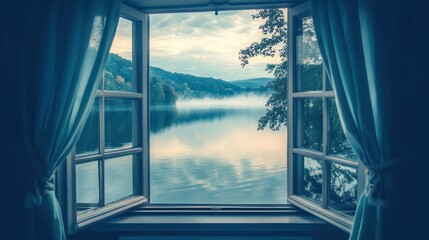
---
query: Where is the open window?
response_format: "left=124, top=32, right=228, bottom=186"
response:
left=57, top=4, right=150, bottom=233
left=287, top=2, right=365, bottom=232
left=56, top=0, right=365, bottom=236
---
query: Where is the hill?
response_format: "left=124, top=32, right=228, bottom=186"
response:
left=104, top=53, right=266, bottom=105
left=149, top=66, right=241, bottom=100
left=229, top=78, right=272, bottom=89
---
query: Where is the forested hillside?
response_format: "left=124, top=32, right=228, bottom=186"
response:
left=149, top=66, right=241, bottom=101
left=104, top=53, right=266, bottom=106
left=229, top=78, right=272, bottom=90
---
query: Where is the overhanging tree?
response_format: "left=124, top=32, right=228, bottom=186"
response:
left=239, top=9, right=288, bottom=131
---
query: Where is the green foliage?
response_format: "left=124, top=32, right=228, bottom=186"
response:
left=229, top=78, right=273, bottom=89
left=257, top=61, right=288, bottom=130
left=149, top=75, right=179, bottom=106
left=104, top=53, right=254, bottom=106
left=243, top=10, right=358, bottom=211
left=299, top=65, right=323, bottom=91
left=239, top=9, right=288, bottom=67
left=104, top=53, right=133, bottom=91
left=328, top=100, right=359, bottom=159
left=150, top=67, right=242, bottom=99
left=239, top=9, right=288, bottom=131
left=150, top=76, right=166, bottom=105
left=329, top=164, right=357, bottom=207
left=302, top=161, right=357, bottom=208
left=163, top=84, right=179, bottom=105
left=301, top=99, right=323, bottom=152
left=303, top=160, right=323, bottom=201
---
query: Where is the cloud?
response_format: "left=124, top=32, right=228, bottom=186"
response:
left=110, top=18, right=133, bottom=60
left=112, top=10, right=286, bottom=80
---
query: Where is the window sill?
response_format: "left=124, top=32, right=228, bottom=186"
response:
left=73, top=206, right=349, bottom=240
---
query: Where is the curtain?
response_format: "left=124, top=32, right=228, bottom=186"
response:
left=1, top=0, right=120, bottom=239
left=310, top=0, right=420, bottom=239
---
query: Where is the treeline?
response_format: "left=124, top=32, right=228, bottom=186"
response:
left=104, top=53, right=269, bottom=106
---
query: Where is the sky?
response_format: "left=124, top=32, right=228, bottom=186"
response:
left=110, top=10, right=285, bottom=81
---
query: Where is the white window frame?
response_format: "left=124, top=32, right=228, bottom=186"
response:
left=286, top=2, right=365, bottom=232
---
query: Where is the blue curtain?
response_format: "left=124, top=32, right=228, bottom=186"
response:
left=310, top=0, right=420, bottom=239
left=0, top=0, right=120, bottom=239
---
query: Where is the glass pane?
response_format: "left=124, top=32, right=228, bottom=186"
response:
left=104, top=18, right=134, bottom=92
left=326, top=77, right=333, bottom=91
left=296, top=155, right=323, bottom=203
left=76, top=98, right=100, bottom=156
left=76, top=161, right=99, bottom=205
left=296, top=16, right=323, bottom=92
left=295, top=98, right=323, bottom=151
left=329, top=162, right=358, bottom=216
left=105, top=155, right=134, bottom=204
left=328, top=99, right=358, bottom=160
left=105, top=98, right=135, bottom=151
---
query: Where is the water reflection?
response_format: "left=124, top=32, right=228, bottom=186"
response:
left=151, top=158, right=286, bottom=204
left=150, top=106, right=235, bottom=133
left=150, top=95, right=287, bottom=204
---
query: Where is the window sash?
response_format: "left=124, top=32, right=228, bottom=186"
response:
left=57, top=4, right=150, bottom=234
left=287, top=1, right=365, bottom=232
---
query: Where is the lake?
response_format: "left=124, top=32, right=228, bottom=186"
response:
left=76, top=94, right=288, bottom=206
left=150, top=94, right=287, bottom=204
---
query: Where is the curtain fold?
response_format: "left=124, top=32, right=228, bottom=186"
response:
left=310, top=0, right=420, bottom=239
left=1, top=0, right=120, bottom=239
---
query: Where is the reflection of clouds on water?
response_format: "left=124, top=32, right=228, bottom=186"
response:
left=150, top=158, right=287, bottom=204
left=152, top=127, right=286, bottom=169
left=150, top=95, right=287, bottom=204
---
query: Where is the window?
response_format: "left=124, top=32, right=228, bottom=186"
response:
left=57, top=1, right=365, bottom=235
left=60, top=6, right=149, bottom=232
left=287, top=2, right=365, bottom=232
left=148, top=11, right=287, bottom=205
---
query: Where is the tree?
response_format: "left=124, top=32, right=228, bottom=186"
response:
left=150, top=76, right=166, bottom=105
left=242, top=10, right=358, bottom=211
left=163, top=84, right=179, bottom=105
left=239, top=9, right=288, bottom=131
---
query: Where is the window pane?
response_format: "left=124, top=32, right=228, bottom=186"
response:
left=329, top=162, right=358, bottom=216
left=296, top=16, right=323, bottom=92
left=328, top=99, right=358, bottom=160
left=76, top=98, right=100, bottom=156
left=105, top=99, right=135, bottom=151
left=104, top=18, right=134, bottom=92
left=296, top=155, right=323, bottom=203
left=105, top=155, right=134, bottom=204
left=326, top=77, right=333, bottom=91
left=76, top=161, right=99, bottom=205
left=295, top=98, right=323, bottom=152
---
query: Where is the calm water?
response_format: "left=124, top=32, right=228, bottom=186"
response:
left=76, top=95, right=288, bottom=206
left=150, top=95, right=287, bottom=204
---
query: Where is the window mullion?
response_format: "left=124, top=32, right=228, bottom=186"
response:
left=141, top=13, right=150, bottom=201
left=322, top=95, right=329, bottom=209
left=132, top=19, right=143, bottom=196
left=69, top=151, right=77, bottom=232
left=99, top=93, right=106, bottom=207
left=322, top=62, right=327, bottom=91
left=99, top=159, right=105, bottom=207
